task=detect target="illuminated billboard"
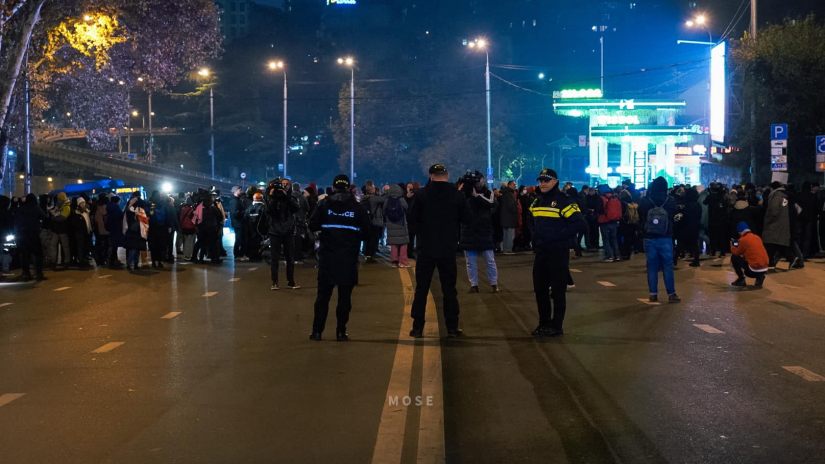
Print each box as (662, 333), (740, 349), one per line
(710, 42), (726, 144)
(327, 0), (357, 4)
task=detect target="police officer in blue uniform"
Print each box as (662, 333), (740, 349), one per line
(308, 174), (370, 341)
(529, 168), (586, 337)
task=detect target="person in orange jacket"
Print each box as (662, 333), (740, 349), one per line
(730, 221), (769, 288)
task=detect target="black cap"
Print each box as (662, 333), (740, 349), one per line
(429, 163), (448, 175)
(537, 168), (558, 181)
(333, 174), (350, 190)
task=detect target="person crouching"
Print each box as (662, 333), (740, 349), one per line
(730, 221), (768, 288)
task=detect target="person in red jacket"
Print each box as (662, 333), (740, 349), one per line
(730, 221), (769, 288)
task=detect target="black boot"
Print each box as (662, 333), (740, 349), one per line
(336, 328), (349, 341)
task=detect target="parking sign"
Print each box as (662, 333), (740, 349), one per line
(817, 136), (825, 172)
(771, 123), (788, 140)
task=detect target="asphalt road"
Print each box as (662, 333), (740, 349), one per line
(2, 247), (825, 463)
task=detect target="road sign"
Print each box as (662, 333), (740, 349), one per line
(771, 140), (788, 148)
(817, 136), (825, 154)
(771, 147), (785, 156)
(277, 163), (284, 172)
(771, 123), (788, 140)
(487, 167), (493, 177)
(240, 172), (247, 179)
(579, 135), (587, 147)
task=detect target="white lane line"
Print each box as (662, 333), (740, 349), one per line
(0, 303), (12, 308)
(161, 312), (182, 319)
(54, 287), (71, 292)
(369, 270), (417, 463)
(0, 393), (25, 408)
(248, 267), (259, 272)
(597, 281), (616, 287)
(693, 324), (725, 334)
(570, 268), (583, 273)
(417, 276), (446, 463)
(782, 366), (825, 382)
(91, 342), (125, 353)
(637, 298), (661, 306)
(229, 278), (241, 282)
(98, 275), (112, 279)
(202, 291), (218, 298)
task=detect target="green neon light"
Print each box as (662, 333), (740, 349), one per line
(553, 101), (687, 108)
(553, 88), (603, 99)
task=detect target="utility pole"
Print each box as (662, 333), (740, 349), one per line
(24, 51), (31, 194)
(749, 0), (758, 181)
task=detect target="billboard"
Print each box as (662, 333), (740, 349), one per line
(710, 42), (726, 144)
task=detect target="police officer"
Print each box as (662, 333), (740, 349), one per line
(308, 174), (370, 341)
(529, 168), (586, 337)
(409, 163), (467, 338)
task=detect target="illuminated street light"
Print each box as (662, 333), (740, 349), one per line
(47, 177), (53, 182)
(197, 67), (216, 178)
(161, 182), (173, 194)
(337, 56), (356, 181)
(267, 60), (289, 178)
(465, 37), (493, 183)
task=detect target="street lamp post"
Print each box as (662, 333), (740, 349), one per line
(147, 91), (154, 164)
(24, 51), (31, 194)
(592, 25), (608, 94)
(337, 56), (355, 182)
(467, 38), (493, 184)
(683, 14), (714, 160)
(268, 61), (288, 179)
(198, 67), (215, 178)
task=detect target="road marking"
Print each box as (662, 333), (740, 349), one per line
(371, 270), (416, 464)
(91, 342), (125, 353)
(0, 303), (12, 308)
(417, 280), (446, 463)
(782, 366), (825, 382)
(248, 267), (259, 272)
(0, 393), (25, 408)
(54, 287), (71, 292)
(637, 298), (661, 306)
(693, 324), (725, 334)
(597, 281), (616, 287)
(202, 291), (218, 298)
(229, 278), (240, 282)
(161, 312), (182, 319)
(570, 268), (582, 273)
(98, 275), (112, 279)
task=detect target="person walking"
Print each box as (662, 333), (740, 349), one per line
(639, 177), (680, 303)
(528, 168), (586, 337)
(308, 175), (370, 341)
(409, 164), (467, 338)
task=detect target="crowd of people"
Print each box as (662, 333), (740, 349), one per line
(2, 165), (824, 340)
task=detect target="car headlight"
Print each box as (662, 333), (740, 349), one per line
(4, 234), (13, 242)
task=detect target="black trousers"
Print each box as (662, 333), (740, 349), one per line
(18, 233), (44, 277)
(269, 234), (295, 284)
(533, 246), (569, 330)
(674, 235), (700, 265)
(364, 225), (383, 257)
(586, 216), (599, 249)
(410, 254), (459, 331)
(233, 224), (246, 258)
(765, 243), (791, 267)
(313, 281), (355, 333)
(732, 254), (766, 279)
(94, 234), (109, 266)
(148, 227), (168, 264)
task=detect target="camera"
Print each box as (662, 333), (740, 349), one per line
(460, 170), (483, 195)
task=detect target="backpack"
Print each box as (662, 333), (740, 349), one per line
(645, 198), (670, 236)
(180, 205), (196, 233)
(605, 197), (622, 222)
(625, 202), (640, 225)
(384, 196), (405, 223)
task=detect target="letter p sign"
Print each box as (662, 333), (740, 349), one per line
(771, 123), (788, 141)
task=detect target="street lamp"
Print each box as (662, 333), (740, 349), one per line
(466, 37), (493, 184)
(683, 14), (714, 159)
(592, 25), (608, 94)
(268, 60), (288, 179)
(198, 67), (216, 178)
(337, 56), (355, 182)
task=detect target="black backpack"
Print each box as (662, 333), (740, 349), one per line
(384, 197), (405, 223)
(645, 198), (670, 235)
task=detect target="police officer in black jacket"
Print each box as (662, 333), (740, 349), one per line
(308, 175), (370, 341)
(529, 168), (586, 337)
(409, 163), (468, 338)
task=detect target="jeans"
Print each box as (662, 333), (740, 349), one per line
(644, 237), (675, 295)
(502, 228), (515, 252)
(127, 249), (140, 269)
(600, 222), (619, 259)
(464, 249), (498, 286)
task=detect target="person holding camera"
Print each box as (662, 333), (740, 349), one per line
(458, 170), (499, 293)
(730, 221), (768, 288)
(308, 175), (370, 341)
(265, 178), (300, 290)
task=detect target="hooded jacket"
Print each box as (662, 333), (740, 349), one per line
(762, 187), (790, 246)
(384, 184), (409, 245)
(459, 186), (496, 251)
(639, 176), (677, 239)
